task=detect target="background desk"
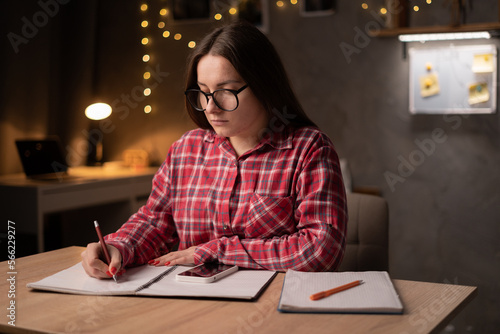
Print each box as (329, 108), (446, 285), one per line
(0, 247), (477, 334)
(0, 166), (157, 253)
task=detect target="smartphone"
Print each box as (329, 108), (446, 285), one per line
(176, 263), (238, 283)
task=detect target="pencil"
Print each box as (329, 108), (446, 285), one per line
(94, 220), (117, 283)
(309, 280), (363, 301)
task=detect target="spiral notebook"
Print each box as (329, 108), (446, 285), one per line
(27, 262), (276, 300)
(278, 270), (403, 314)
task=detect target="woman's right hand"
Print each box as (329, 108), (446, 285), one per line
(81, 242), (123, 279)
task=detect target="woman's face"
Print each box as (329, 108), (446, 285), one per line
(197, 54), (269, 150)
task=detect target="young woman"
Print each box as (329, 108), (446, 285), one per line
(82, 21), (347, 278)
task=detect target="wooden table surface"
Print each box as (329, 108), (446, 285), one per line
(0, 247), (477, 334)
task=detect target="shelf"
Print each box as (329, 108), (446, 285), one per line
(371, 22), (500, 37)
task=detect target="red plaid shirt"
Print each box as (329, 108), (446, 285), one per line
(106, 126), (347, 271)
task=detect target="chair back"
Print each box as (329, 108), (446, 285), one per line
(337, 193), (389, 272)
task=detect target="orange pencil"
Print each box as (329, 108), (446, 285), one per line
(310, 280), (363, 301)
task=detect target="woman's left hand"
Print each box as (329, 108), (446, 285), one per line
(148, 246), (197, 266)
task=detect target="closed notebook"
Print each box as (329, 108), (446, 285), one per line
(27, 262), (276, 301)
(278, 270), (403, 314)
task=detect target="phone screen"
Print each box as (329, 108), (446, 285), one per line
(178, 263), (234, 278)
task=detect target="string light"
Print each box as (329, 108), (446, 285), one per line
(276, 1), (284, 7)
(188, 41), (196, 48)
(142, 54), (150, 62)
(413, 6), (420, 12)
(290, 0), (298, 4)
(361, 3), (368, 10)
(174, 33), (182, 40)
(214, 13), (222, 20)
(162, 30), (170, 38)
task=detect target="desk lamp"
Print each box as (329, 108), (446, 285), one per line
(85, 102), (112, 166)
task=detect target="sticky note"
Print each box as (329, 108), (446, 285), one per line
(472, 53), (494, 73)
(419, 72), (440, 98)
(468, 82), (489, 105)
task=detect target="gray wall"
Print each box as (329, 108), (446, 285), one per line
(1, 1), (499, 332)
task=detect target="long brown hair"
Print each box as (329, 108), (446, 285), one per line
(185, 21), (316, 130)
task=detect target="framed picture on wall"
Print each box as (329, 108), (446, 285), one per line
(171, 0), (211, 22)
(300, 0), (335, 17)
(238, 0), (269, 33)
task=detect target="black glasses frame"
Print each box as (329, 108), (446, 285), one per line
(185, 84), (249, 112)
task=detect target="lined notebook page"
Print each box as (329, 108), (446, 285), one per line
(139, 267), (277, 300)
(278, 270), (403, 314)
(27, 263), (176, 295)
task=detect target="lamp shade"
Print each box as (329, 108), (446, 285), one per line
(85, 102), (112, 120)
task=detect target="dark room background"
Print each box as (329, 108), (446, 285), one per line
(1, 1), (500, 332)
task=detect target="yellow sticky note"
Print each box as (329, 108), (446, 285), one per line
(472, 53), (494, 73)
(419, 72), (440, 98)
(468, 83), (489, 105)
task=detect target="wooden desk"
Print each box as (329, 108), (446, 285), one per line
(0, 247), (477, 334)
(0, 166), (157, 252)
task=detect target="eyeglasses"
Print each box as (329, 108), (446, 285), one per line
(185, 84), (248, 112)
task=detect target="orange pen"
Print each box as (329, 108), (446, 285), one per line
(310, 280), (364, 301)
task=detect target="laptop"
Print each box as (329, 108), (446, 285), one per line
(15, 138), (78, 181)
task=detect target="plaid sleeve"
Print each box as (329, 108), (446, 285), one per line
(105, 155), (179, 267)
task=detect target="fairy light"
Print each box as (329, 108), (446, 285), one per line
(361, 3), (368, 10)
(214, 13), (222, 20)
(229, 7), (237, 15)
(174, 33), (182, 40)
(141, 2), (151, 114)
(290, 0), (298, 4)
(380, 8), (387, 15)
(276, 1), (284, 7)
(144, 105), (152, 113)
(413, 5), (419, 12)
(188, 41), (196, 48)
(163, 30), (170, 38)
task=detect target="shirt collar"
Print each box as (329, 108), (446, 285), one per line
(202, 127), (293, 151)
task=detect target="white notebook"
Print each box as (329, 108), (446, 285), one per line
(27, 262), (276, 300)
(278, 270), (403, 314)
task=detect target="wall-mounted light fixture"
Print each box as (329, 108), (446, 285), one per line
(398, 31), (491, 43)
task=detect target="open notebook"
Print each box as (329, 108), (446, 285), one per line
(27, 262), (276, 300)
(278, 270), (403, 314)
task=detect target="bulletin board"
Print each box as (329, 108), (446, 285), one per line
(409, 44), (497, 114)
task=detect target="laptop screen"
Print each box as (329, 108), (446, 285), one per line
(15, 138), (69, 177)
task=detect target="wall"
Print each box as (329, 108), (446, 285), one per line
(1, 0), (499, 332)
